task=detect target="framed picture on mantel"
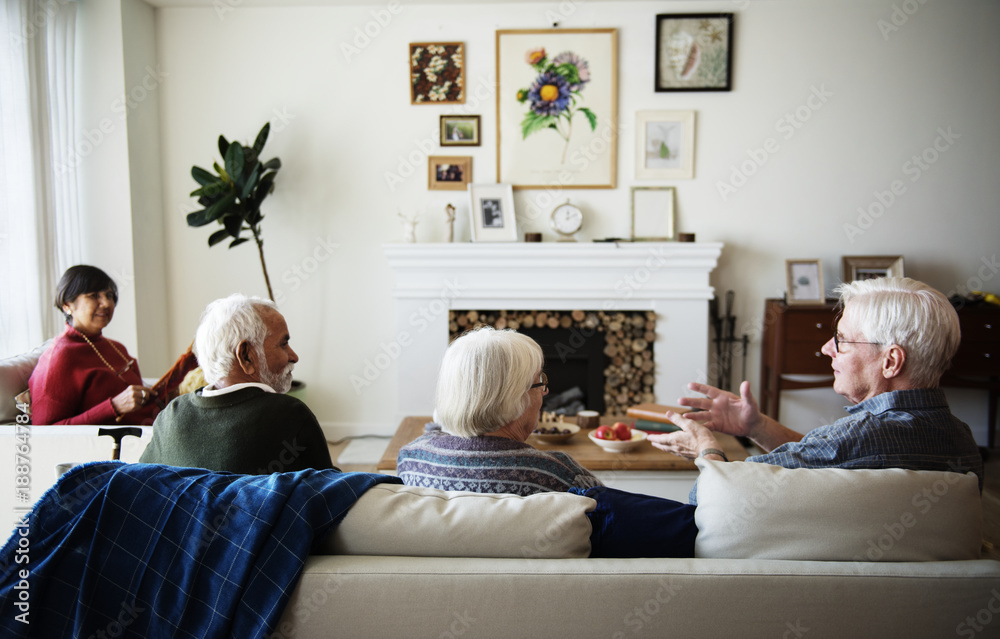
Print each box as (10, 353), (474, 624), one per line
(786, 259), (825, 305)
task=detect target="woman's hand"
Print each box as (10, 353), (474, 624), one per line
(675, 380), (762, 439)
(111, 385), (155, 416)
(647, 411), (721, 461)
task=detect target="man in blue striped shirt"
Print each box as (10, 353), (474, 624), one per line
(648, 277), (984, 498)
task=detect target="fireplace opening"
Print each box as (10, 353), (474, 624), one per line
(448, 309), (656, 416)
(519, 326), (607, 414)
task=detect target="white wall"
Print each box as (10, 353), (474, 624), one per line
(81, 0), (1000, 440)
(121, 0), (171, 374)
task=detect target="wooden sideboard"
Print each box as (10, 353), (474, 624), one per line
(759, 299), (1000, 447)
(759, 299), (838, 422)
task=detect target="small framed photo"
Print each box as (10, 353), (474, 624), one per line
(841, 255), (905, 283)
(631, 187), (675, 241)
(468, 183), (517, 242)
(786, 259), (825, 305)
(440, 115), (481, 146)
(428, 156), (472, 191)
(410, 42), (465, 104)
(655, 13), (733, 92)
(635, 110), (695, 180)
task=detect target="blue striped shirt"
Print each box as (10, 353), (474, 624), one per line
(691, 388), (983, 504)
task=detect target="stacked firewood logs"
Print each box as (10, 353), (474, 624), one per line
(448, 309), (656, 414)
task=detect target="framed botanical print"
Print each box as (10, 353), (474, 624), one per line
(440, 115), (481, 146)
(786, 259), (825, 305)
(468, 183), (517, 242)
(428, 156), (472, 191)
(496, 28), (618, 189)
(635, 110), (696, 179)
(410, 42), (465, 104)
(654, 14), (733, 92)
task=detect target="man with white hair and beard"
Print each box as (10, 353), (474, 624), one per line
(140, 294), (338, 474)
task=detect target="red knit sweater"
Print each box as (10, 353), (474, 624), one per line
(28, 324), (159, 425)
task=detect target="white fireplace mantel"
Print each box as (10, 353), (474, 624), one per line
(383, 242), (723, 417)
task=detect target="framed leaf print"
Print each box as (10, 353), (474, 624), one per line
(496, 28), (618, 189)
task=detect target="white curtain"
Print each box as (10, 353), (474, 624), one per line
(0, 0), (81, 359)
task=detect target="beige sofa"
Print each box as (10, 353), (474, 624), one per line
(275, 462), (996, 639)
(3, 350), (998, 639)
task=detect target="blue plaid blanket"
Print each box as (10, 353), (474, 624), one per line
(0, 462), (400, 638)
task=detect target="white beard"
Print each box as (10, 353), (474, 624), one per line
(259, 357), (294, 394)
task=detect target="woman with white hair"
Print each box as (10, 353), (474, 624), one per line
(396, 326), (603, 496)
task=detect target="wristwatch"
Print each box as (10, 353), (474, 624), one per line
(698, 448), (729, 462)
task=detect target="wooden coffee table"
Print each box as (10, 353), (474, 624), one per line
(376, 412), (748, 474)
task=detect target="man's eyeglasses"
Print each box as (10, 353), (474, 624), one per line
(833, 332), (883, 354)
(530, 372), (548, 391)
(832, 313), (883, 354)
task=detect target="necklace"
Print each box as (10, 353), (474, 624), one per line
(71, 325), (133, 379)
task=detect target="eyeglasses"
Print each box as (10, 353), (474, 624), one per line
(833, 332), (883, 354)
(529, 372), (548, 391)
(832, 313), (884, 354)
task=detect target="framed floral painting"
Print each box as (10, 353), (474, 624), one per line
(496, 29), (618, 189)
(655, 14), (733, 92)
(410, 42), (465, 104)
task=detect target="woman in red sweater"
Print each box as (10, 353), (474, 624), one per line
(28, 265), (159, 425)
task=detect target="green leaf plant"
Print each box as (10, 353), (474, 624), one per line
(187, 123), (281, 302)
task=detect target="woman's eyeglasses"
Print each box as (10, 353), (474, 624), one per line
(530, 372), (548, 391)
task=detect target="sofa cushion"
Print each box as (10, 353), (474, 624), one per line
(320, 483), (596, 558)
(693, 458), (982, 561)
(0, 340), (51, 424)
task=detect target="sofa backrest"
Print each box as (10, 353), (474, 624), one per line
(320, 483), (597, 559)
(694, 458), (983, 561)
(0, 340), (51, 424)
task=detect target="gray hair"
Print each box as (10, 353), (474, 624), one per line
(434, 326), (544, 437)
(194, 293), (277, 386)
(835, 277), (960, 388)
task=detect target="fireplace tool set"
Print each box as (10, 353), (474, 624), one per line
(710, 290), (749, 392)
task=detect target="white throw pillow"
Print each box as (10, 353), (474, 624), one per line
(694, 459), (982, 561)
(321, 483), (596, 558)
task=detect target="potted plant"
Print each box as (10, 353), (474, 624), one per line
(184, 123), (307, 397)
(187, 122), (281, 302)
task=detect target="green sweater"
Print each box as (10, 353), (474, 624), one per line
(139, 387), (337, 474)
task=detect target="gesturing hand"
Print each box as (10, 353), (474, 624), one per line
(646, 410), (721, 461)
(675, 380), (762, 439)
